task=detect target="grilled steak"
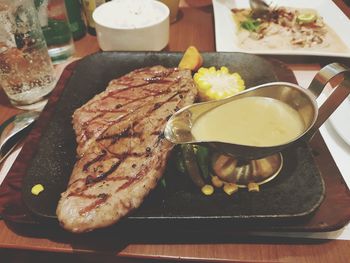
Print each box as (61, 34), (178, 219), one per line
(56, 66), (197, 233)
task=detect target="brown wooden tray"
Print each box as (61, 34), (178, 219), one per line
(0, 52), (349, 240)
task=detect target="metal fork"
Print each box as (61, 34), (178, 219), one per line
(249, 0), (270, 17)
(0, 111), (40, 164)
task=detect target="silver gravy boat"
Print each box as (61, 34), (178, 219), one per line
(164, 63), (350, 160)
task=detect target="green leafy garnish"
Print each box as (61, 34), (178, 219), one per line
(241, 18), (260, 32)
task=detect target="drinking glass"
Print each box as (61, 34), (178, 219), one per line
(37, 0), (75, 63)
(0, 0), (57, 110)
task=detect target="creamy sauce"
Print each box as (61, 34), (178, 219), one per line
(191, 97), (305, 147)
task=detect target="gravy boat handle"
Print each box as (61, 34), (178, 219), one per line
(307, 62), (350, 139)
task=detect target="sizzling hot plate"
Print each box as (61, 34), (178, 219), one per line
(21, 52), (325, 229)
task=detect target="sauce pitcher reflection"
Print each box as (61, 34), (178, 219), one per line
(191, 96), (305, 147)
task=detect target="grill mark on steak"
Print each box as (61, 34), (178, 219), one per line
(86, 105), (177, 184)
(76, 159), (156, 215)
(79, 161), (154, 215)
(96, 91), (180, 142)
(82, 150), (107, 171)
(68, 175), (127, 196)
(85, 161), (121, 185)
(96, 68), (178, 100)
(67, 123), (169, 213)
(67, 94), (178, 194)
(82, 87), (173, 114)
(75, 67), (178, 115)
(79, 193), (110, 216)
(77, 86), (180, 147)
(114, 150), (165, 194)
(68, 192), (108, 199)
(80, 98), (178, 187)
(97, 126), (133, 142)
(77, 81), (188, 136)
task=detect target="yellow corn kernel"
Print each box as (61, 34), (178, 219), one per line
(201, 184), (214, 195)
(211, 176), (224, 188)
(220, 66), (229, 74)
(31, 184), (44, 196)
(223, 183), (239, 195)
(248, 182), (260, 192)
(208, 66), (216, 73)
(198, 67), (209, 74)
(196, 79), (211, 90)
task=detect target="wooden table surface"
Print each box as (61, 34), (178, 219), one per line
(1, 1), (350, 262)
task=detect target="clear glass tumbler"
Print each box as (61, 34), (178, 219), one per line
(0, 0), (57, 110)
(37, 0), (75, 63)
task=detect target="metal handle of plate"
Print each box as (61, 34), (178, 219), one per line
(307, 62), (350, 140)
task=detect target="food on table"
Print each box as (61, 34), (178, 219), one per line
(248, 182), (259, 192)
(211, 175), (224, 188)
(193, 66), (245, 101)
(31, 184), (44, 196)
(201, 184), (214, 195)
(191, 96), (305, 147)
(223, 183), (238, 195)
(178, 46), (203, 71)
(232, 6), (348, 52)
(56, 66), (197, 233)
(180, 144), (213, 195)
(212, 153), (238, 182)
(251, 155), (280, 178)
(194, 144), (210, 179)
(181, 144), (206, 188)
(211, 153), (281, 188)
(296, 12), (317, 24)
(175, 145), (281, 195)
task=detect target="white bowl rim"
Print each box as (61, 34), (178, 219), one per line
(92, 0), (170, 31)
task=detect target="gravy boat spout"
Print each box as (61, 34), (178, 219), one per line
(164, 63), (350, 160)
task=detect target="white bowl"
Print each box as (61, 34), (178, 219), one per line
(93, 0), (170, 51)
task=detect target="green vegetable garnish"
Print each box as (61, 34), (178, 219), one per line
(194, 145), (210, 180)
(181, 144), (206, 188)
(241, 18), (260, 32)
(297, 12), (317, 24)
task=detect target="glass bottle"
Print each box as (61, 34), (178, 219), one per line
(37, 0), (75, 63)
(65, 0), (86, 40)
(82, 0), (109, 35)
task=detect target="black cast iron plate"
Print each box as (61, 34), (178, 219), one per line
(21, 52), (325, 229)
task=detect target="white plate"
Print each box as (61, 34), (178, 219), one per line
(213, 0), (350, 57)
(329, 97), (350, 145)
